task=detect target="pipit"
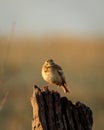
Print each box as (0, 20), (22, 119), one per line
(42, 59), (70, 93)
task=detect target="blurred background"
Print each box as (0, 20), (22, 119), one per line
(0, 1), (104, 130)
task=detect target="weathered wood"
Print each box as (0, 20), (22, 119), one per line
(31, 85), (93, 130)
(31, 85), (48, 130)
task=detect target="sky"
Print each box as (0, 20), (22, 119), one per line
(0, 0), (104, 35)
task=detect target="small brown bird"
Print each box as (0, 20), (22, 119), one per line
(42, 59), (70, 93)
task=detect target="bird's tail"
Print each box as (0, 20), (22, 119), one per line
(61, 84), (71, 93)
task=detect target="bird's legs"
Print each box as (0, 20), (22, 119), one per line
(56, 84), (61, 91)
(42, 84), (50, 91)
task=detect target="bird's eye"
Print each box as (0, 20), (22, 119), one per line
(50, 59), (53, 62)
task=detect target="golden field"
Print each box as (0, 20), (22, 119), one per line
(0, 35), (104, 130)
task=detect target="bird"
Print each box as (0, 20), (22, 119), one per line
(42, 59), (70, 93)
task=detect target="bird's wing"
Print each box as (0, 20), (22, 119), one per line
(53, 64), (66, 84)
(53, 64), (62, 70)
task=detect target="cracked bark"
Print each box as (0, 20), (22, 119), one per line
(31, 85), (93, 130)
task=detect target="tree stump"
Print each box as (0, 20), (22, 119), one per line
(31, 85), (93, 130)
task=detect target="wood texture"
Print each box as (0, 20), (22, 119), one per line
(31, 85), (93, 130)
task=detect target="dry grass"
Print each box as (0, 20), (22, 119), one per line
(0, 35), (104, 130)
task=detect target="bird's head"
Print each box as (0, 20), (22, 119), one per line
(44, 59), (55, 67)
